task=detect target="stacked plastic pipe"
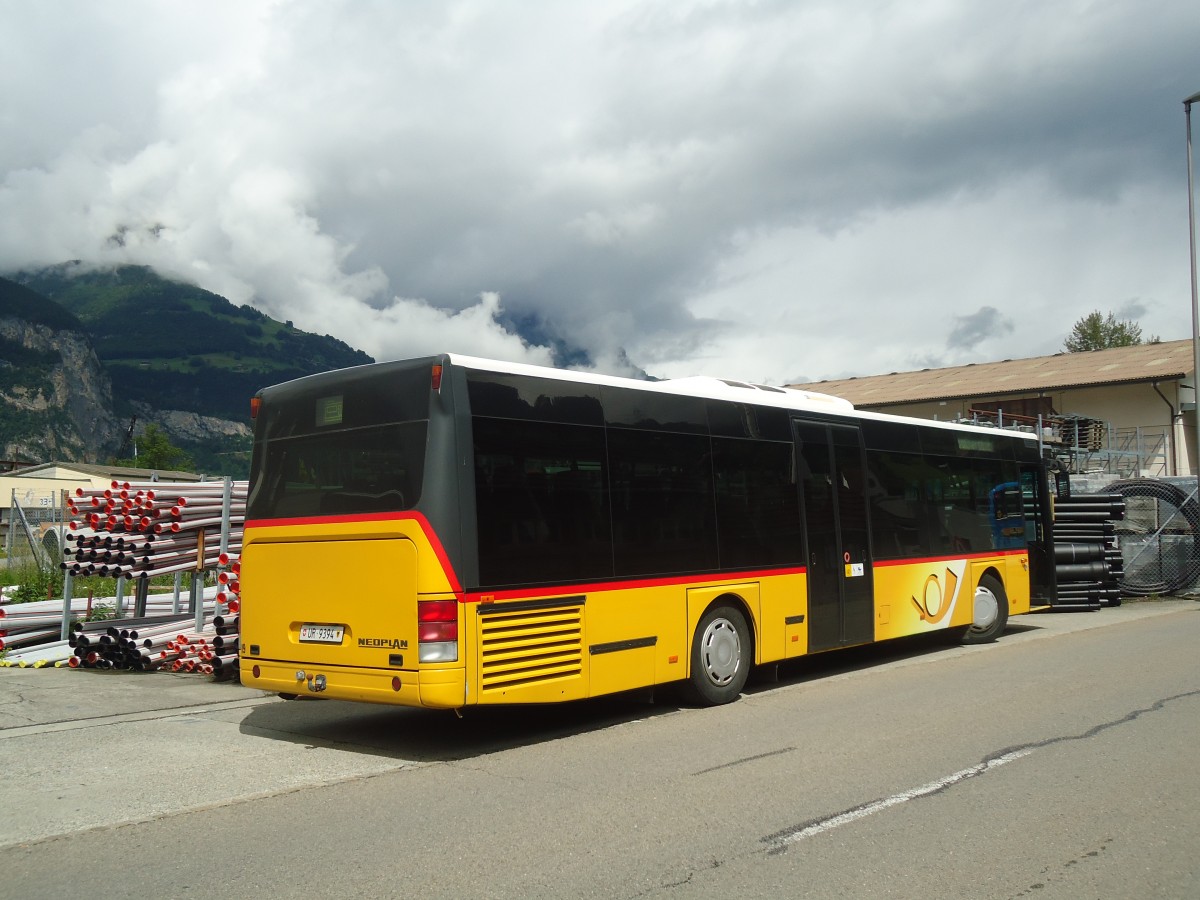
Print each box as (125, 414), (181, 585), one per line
(63, 480), (247, 579)
(0, 586), (233, 670)
(65, 611), (240, 677)
(215, 556), (242, 617)
(2, 479), (245, 673)
(0, 591), (91, 659)
(1050, 492), (1127, 609)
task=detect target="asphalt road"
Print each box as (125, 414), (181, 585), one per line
(2, 598), (1198, 899)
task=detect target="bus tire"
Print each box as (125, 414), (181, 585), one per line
(683, 604), (750, 706)
(962, 574), (1008, 644)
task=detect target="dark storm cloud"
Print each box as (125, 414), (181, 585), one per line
(947, 306), (1014, 350)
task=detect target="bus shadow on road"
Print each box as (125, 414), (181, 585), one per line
(747, 627), (1024, 694)
(237, 689), (676, 761)
(236, 629), (1021, 761)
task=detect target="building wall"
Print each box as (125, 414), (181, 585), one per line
(0, 470), (130, 550)
(1, 474), (98, 513)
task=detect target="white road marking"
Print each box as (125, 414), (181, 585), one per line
(765, 747), (1034, 852)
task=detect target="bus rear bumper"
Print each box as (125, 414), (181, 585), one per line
(240, 658), (466, 709)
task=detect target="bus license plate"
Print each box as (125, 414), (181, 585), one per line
(299, 624), (345, 644)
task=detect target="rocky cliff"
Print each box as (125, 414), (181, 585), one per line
(0, 315), (121, 463)
(0, 268), (372, 476)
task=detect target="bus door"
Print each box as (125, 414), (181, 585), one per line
(793, 419), (874, 651)
(1020, 462), (1057, 603)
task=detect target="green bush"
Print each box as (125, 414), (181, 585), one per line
(84, 602), (116, 622)
(5, 564), (63, 604)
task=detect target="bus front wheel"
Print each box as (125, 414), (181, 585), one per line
(962, 575), (1009, 644)
(683, 604), (750, 706)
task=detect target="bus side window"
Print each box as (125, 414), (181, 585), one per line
(608, 429), (716, 577)
(473, 416), (612, 588)
(865, 450), (927, 559)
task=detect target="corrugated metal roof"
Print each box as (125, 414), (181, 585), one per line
(9, 461), (204, 481)
(791, 339), (1193, 407)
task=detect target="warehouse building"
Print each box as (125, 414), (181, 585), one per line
(795, 339), (1195, 477)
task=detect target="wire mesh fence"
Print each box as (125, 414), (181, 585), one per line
(3, 492), (69, 573)
(1110, 478), (1200, 596)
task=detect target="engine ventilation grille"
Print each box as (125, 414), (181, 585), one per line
(479, 602), (584, 692)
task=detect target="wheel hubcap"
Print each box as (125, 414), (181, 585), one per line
(972, 586), (999, 631)
(700, 618), (741, 686)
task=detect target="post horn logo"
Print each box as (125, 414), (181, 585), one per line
(910, 567), (961, 625)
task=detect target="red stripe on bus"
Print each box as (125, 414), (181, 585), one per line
(244, 511), (463, 593)
(464, 566), (808, 605)
(242, 513), (1023, 606)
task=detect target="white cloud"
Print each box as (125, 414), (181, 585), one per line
(342, 291), (556, 365)
(661, 174), (1188, 383)
(1, 0), (1197, 382)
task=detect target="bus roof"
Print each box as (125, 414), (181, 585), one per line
(445, 353), (1040, 445)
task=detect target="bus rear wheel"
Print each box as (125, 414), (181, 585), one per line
(962, 575), (1008, 644)
(683, 604), (750, 706)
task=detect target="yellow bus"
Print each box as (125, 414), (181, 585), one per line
(239, 353), (1055, 709)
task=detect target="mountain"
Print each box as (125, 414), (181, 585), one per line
(0, 278), (120, 464)
(3, 265), (377, 476)
(18, 264), (373, 422)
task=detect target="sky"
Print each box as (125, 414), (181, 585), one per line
(1, 0), (1198, 386)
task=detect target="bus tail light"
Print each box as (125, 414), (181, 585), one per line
(431, 364), (443, 392)
(418, 599), (459, 663)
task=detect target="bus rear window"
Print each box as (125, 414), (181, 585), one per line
(248, 422), (427, 519)
(261, 366), (432, 440)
